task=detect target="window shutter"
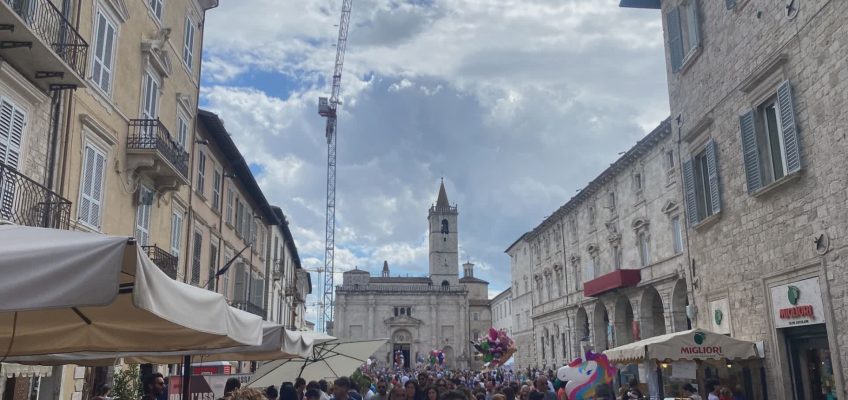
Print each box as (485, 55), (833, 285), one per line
(0, 100), (24, 168)
(234, 263), (245, 301)
(777, 80), (801, 174)
(688, 0), (702, 49)
(682, 158), (698, 226)
(666, 7), (684, 72)
(739, 110), (762, 194)
(705, 139), (721, 214)
(725, 0), (736, 9)
(191, 232), (203, 285)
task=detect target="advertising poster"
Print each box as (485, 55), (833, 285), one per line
(168, 374), (252, 400)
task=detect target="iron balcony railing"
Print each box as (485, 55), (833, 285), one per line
(128, 119), (189, 179)
(142, 245), (178, 280)
(0, 161), (70, 229)
(232, 300), (266, 318)
(3, 0), (89, 77)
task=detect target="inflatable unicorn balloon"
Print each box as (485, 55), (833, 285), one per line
(556, 351), (616, 400)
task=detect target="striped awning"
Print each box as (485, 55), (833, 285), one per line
(1, 363), (52, 379)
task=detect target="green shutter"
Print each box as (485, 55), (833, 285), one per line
(777, 80), (801, 174)
(705, 139), (721, 214)
(725, 0), (736, 9)
(739, 110), (762, 193)
(666, 7), (684, 72)
(682, 159), (698, 226)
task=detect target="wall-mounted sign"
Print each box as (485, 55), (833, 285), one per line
(771, 277), (825, 329)
(709, 298), (731, 334)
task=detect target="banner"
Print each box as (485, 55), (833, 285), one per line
(168, 374), (252, 400)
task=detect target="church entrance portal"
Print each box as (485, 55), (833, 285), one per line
(392, 330), (412, 368)
(392, 344), (411, 368)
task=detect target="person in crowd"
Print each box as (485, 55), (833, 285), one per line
(719, 387), (733, 400)
(418, 373), (431, 389)
(682, 384), (702, 400)
(142, 373), (166, 400)
(222, 377), (242, 399)
(491, 394), (506, 400)
(266, 386), (279, 400)
(533, 377), (556, 400)
(332, 377), (352, 400)
(527, 390), (545, 400)
(349, 382), (364, 400)
(296, 379), (308, 400)
(93, 385), (112, 400)
(368, 380), (389, 400)
(518, 385), (530, 400)
(306, 389), (323, 400)
(389, 387), (407, 400)
(594, 384), (615, 400)
(731, 385), (746, 400)
(624, 378), (644, 400)
(228, 388), (268, 400)
(502, 385), (515, 400)
(281, 384), (300, 400)
(705, 379), (721, 400)
(441, 391), (469, 400)
(424, 387), (439, 400)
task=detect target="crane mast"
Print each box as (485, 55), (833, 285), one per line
(317, 0), (352, 335)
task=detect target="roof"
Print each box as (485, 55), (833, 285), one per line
(343, 268), (370, 275)
(490, 287), (512, 303)
(504, 232), (528, 253)
(436, 179), (450, 208)
(370, 277), (432, 284)
(197, 109), (276, 223)
(459, 276), (489, 284)
(619, 0), (660, 9)
(469, 299), (490, 307)
(271, 206), (301, 269)
(526, 118), (672, 240)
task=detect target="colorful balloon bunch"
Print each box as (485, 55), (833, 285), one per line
(471, 328), (516, 367)
(429, 349), (445, 365)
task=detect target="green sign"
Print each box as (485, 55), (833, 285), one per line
(694, 332), (706, 345)
(788, 286), (800, 305)
(714, 309), (723, 325)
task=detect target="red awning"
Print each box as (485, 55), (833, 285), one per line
(583, 269), (641, 297)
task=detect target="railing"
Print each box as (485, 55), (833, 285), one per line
(142, 245), (178, 279)
(336, 284), (468, 293)
(128, 119), (189, 178)
(3, 0), (88, 77)
(0, 161), (70, 229)
(232, 300), (266, 318)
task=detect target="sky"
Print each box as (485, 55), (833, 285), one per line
(199, 0), (670, 324)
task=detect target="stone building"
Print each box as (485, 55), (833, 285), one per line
(620, 0), (848, 397)
(334, 181), (489, 369)
(511, 119), (692, 373)
(506, 235), (535, 370)
(267, 206), (308, 330)
(490, 288), (513, 337)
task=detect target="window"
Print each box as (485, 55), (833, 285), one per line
(235, 198), (244, 237)
(672, 216), (683, 254)
(0, 99), (25, 219)
(196, 151), (206, 195)
(226, 187), (235, 225)
(209, 240), (219, 290)
(77, 143), (107, 229)
(177, 112), (189, 150)
(191, 231), (202, 285)
(221, 248), (233, 296)
(683, 140), (721, 225)
(135, 186), (153, 246)
(586, 253), (596, 282)
(141, 70), (160, 121)
(441, 219), (449, 234)
(666, 150), (675, 170)
(608, 192), (616, 210)
(666, 0), (701, 72)
(638, 232), (651, 267)
(588, 206), (595, 225)
(613, 245), (622, 270)
(170, 210), (183, 258)
(212, 167), (222, 211)
(148, 0), (163, 21)
(740, 81), (800, 193)
(91, 8), (117, 94)
(183, 16), (196, 69)
(633, 173), (642, 192)
(541, 336), (546, 360)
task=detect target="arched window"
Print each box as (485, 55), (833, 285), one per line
(441, 219), (449, 234)
(441, 280), (449, 289)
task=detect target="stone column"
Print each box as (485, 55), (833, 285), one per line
(367, 295), (375, 338)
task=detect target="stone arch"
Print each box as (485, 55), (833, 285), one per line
(639, 286), (666, 339)
(671, 279), (690, 332)
(441, 219), (449, 234)
(592, 302), (609, 351)
(392, 329), (412, 344)
(576, 307), (590, 341)
(614, 295), (635, 346)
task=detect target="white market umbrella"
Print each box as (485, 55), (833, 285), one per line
(0, 225), (264, 357)
(248, 338), (387, 386)
(6, 325), (335, 366)
(603, 328), (759, 364)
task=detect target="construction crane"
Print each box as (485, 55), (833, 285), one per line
(317, 0), (353, 335)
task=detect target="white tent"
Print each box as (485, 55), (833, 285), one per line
(6, 325), (335, 366)
(248, 338), (387, 386)
(603, 329), (759, 364)
(0, 225), (264, 357)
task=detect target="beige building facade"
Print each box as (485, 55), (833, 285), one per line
(506, 235), (535, 371)
(620, 0), (848, 397)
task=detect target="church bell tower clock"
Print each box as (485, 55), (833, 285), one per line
(428, 179), (459, 286)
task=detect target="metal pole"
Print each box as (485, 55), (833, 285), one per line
(181, 356), (191, 400)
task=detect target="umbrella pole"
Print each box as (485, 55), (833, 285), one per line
(182, 356), (191, 400)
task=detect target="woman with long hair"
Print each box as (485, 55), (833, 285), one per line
(424, 387), (439, 400)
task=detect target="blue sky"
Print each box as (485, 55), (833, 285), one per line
(198, 0), (670, 324)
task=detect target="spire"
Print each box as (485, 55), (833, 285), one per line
(382, 260), (389, 277)
(436, 178), (450, 208)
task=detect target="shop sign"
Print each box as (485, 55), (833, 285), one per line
(709, 298), (731, 334)
(771, 277), (825, 329)
(679, 332), (724, 357)
(168, 374), (251, 400)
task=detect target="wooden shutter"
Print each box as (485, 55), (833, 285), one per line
(705, 139), (721, 214)
(739, 110), (762, 194)
(191, 231), (203, 285)
(79, 145), (105, 228)
(687, 0), (701, 50)
(666, 7), (684, 72)
(0, 99), (24, 168)
(682, 158), (698, 226)
(777, 80), (801, 174)
(234, 263), (245, 301)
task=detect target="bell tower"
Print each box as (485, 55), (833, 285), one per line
(428, 179), (459, 286)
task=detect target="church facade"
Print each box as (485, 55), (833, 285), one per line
(334, 182), (489, 369)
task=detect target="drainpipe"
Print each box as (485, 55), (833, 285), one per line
(674, 117), (698, 327)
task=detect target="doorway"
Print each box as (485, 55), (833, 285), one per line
(393, 344), (411, 368)
(785, 325), (835, 400)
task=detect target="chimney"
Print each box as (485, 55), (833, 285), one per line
(463, 261), (474, 278)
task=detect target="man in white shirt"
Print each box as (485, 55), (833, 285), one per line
(705, 379), (720, 400)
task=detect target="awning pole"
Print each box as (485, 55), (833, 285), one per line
(182, 355), (191, 400)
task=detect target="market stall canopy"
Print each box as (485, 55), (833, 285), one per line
(603, 329), (759, 364)
(0, 225), (264, 357)
(6, 325), (335, 366)
(248, 338), (387, 386)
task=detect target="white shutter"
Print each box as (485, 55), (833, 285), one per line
(183, 16), (195, 67)
(0, 99), (25, 168)
(135, 187), (151, 246)
(92, 11), (116, 93)
(170, 211), (183, 257)
(78, 144), (106, 228)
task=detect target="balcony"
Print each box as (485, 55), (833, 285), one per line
(583, 269), (641, 298)
(232, 300), (265, 318)
(0, 0), (88, 91)
(142, 245), (178, 280)
(0, 161), (70, 229)
(126, 119), (189, 190)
